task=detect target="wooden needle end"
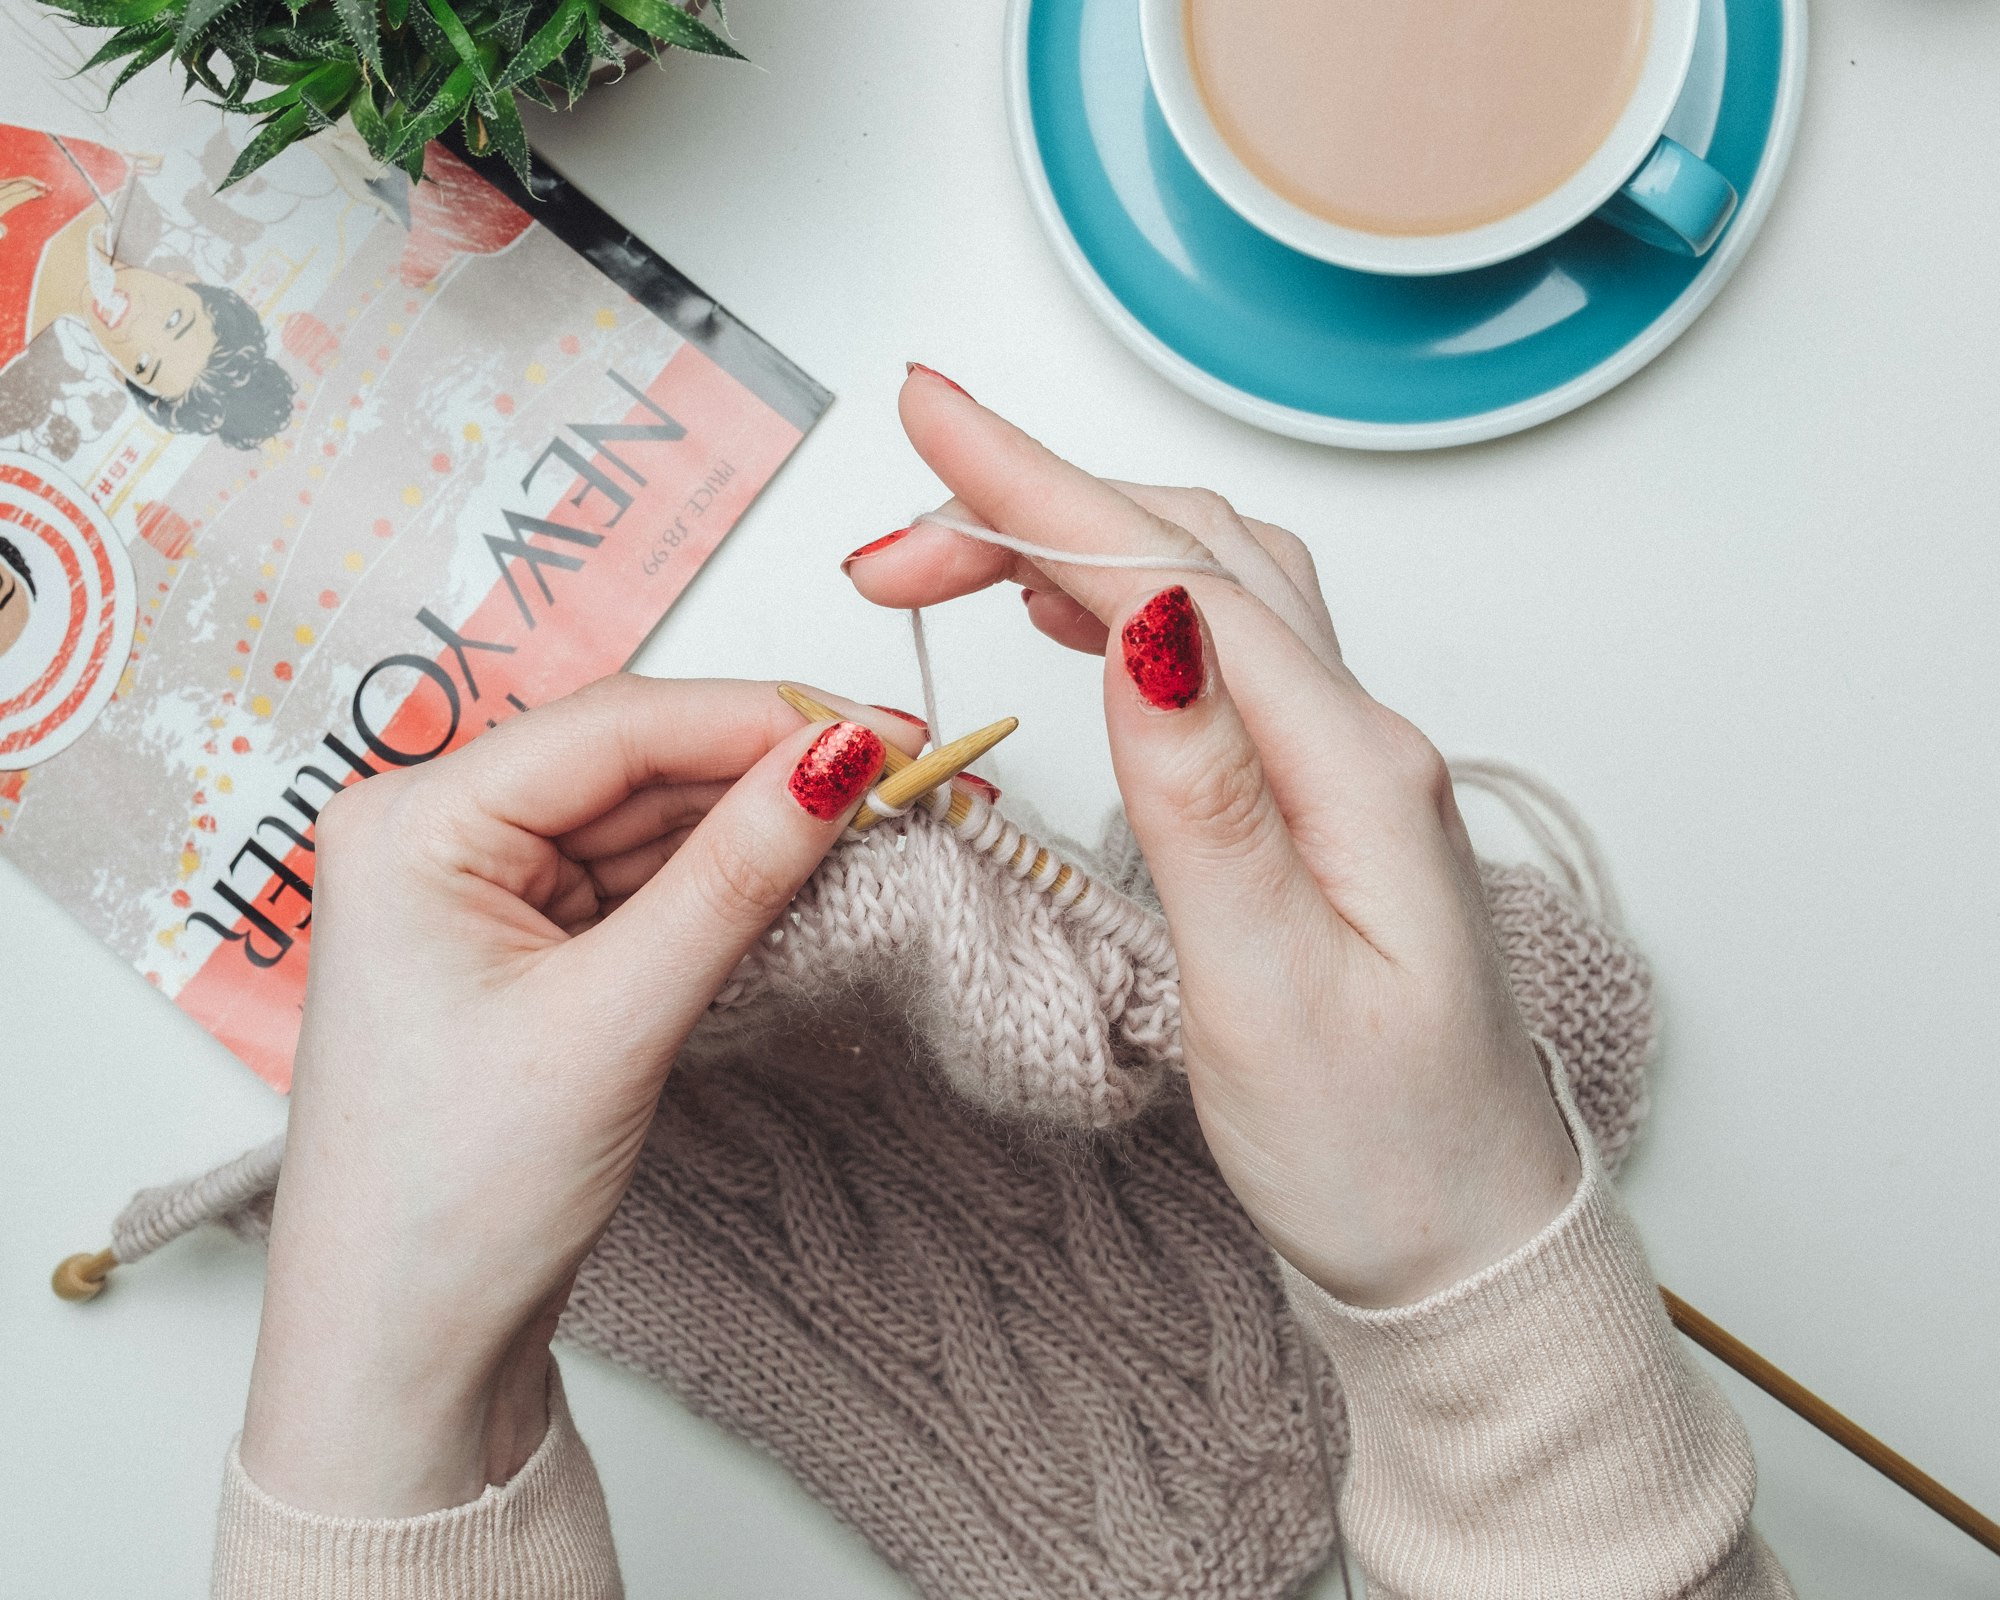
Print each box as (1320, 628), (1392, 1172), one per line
(52, 1248), (118, 1303)
(777, 684), (917, 775)
(775, 682), (836, 724)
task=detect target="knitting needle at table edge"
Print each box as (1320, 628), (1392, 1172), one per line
(773, 692), (2000, 1556)
(1659, 1287), (2000, 1558)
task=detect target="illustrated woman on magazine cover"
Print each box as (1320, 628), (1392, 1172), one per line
(0, 125), (294, 457)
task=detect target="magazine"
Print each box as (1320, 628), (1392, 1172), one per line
(0, 8), (829, 1088)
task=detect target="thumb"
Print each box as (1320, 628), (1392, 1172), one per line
(1105, 585), (1327, 967)
(552, 718), (887, 1054)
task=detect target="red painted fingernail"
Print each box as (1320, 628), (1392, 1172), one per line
(906, 362), (974, 400)
(872, 704), (929, 734)
(788, 722), (885, 819)
(1121, 586), (1205, 710)
(956, 772), (1001, 803)
(841, 527), (912, 569)
(1020, 588), (1037, 605)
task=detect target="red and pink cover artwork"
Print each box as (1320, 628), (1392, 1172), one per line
(0, 107), (826, 1089)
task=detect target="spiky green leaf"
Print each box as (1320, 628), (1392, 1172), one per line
(255, 19), (358, 62)
(424, 0), (487, 80)
(385, 58), (476, 158)
(220, 101), (310, 187)
(78, 17), (168, 72)
(53, 0), (172, 28)
(300, 59), (360, 114)
(492, 0), (532, 50)
(513, 73), (556, 108)
(175, 0), (248, 53)
(494, 0), (581, 88)
(470, 83), (529, 181)
(347, 80), (393, 157)
(599, 0), (740, 59)
(552, 30), (593, 100)
(596, 7), (659, 64)
(105, 23), (175, 93)
(329, 0), (380, 71)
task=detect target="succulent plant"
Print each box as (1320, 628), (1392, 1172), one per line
(45, 0), (739, 186)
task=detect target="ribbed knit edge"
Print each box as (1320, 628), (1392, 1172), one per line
(212, 1362), (623, 1599)
(1278, 1043), (1793, 1600)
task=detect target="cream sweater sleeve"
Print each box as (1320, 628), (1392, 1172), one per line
(1280, 1062), (1796, 1600)
(211, 1362), (622, 1598)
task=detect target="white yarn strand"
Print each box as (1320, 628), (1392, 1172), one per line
(870, 511), (1233, 957)
(915, 511), (1235, 580)
(907, 607), (943, 749)
(1449, 758), (1623, 926)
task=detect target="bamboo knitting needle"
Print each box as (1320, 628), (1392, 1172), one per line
(49, 692), (1999, 1557)
(51, 1248), (117, 1302)
(1660, 1287), (2000, 1557)
(850, 715), (1019, 832)
(776, 690), (2000, 1557)
(780, 684), (1104, 900)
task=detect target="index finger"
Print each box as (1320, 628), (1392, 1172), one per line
(880, 367), (1218, 625)
(427, 675), (922, 840)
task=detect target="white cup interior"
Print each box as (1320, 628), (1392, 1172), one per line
(1140, 0), (1702, 276)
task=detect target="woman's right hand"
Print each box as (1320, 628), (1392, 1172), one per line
(844, 369), (1582, 1308)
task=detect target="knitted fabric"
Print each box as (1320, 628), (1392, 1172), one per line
(109, 802), (1656, 1600)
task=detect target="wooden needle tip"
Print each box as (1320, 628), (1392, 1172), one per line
(854, 715), (1019, 829)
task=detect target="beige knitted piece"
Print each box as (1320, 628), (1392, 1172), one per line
(120, 808), (1659, 1599)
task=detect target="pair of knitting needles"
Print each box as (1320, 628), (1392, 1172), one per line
(779, 684), (2000, 1561)
(52, 687), (1999, 1560)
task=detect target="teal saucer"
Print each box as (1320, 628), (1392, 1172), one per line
(1005, 0), (1804, 449)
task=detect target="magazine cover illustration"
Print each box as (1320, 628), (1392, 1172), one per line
(0, 14), (829, 1087)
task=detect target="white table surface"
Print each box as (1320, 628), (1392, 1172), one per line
(7, 1), (1999, 1594)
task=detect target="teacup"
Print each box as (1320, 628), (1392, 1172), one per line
(1139, 0), (1739, 276)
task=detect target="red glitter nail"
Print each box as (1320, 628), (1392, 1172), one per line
(871, 705), (930, 733)
(905, 362), (974, 400)
(788, 722), (885, 819)
(1121, 586), (1205, 710)
(841, 527), (912, 568)
(956, 772), (1001, 803)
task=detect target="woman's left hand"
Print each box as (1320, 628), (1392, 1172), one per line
(240, 676), (921, 1517)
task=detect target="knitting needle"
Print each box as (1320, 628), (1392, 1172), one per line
(51, 1248), (117, 1302)
(851, 716), (1017, 831)
(776, 686), (1087, 898)
(57, 689), (1992, 1553)
(778, 688), (2000, 1554)
(776, 685), (1012, 820)
(1660, 1287), (2000, 1557)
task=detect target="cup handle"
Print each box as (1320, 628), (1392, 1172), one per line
(1595, 136), (1739, 257)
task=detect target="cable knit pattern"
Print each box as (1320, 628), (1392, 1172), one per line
(213, 1366), (621, 1598)
(108, 808), (1666, 1598)
(565, 1045), (1347, 1600)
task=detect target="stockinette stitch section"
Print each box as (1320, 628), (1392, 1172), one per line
(682, 800), (1652, 1162)
(107, 805), (1656, 1600)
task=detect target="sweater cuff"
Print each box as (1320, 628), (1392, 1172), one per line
(1279, 1047), (1765, 1599)
(212, 1361), (622, 1599)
